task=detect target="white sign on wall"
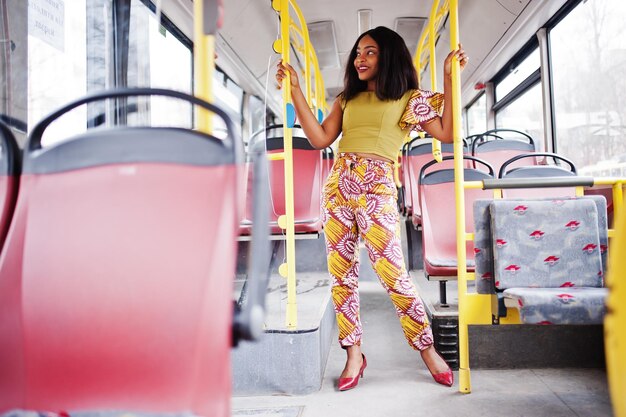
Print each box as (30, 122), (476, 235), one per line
(28, 0), (65, 52)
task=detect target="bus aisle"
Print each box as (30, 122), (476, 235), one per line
(232, 236), (612, 417)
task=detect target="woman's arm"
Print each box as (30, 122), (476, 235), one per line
(276, 60), (342, 149)
(420, 45), (468, 143)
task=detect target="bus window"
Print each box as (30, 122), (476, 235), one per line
(2, 2), (27, 144)
(248, 94), (265, 143)
(551, 0), (626, 177)
(466, 93), (487, 136)
(128, 0), (193, 128)
(495, 48), (540, 102)
(212, 69), (243, 140)
(28, 0), (88, 146)
(28, 0), (194, 145)
(495, 82), (543, 148)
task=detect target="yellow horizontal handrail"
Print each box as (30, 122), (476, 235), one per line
(267, 152), (286, 161)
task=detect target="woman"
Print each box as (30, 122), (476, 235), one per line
(276, 26), (468, 391)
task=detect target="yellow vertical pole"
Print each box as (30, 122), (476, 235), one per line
(449, 0), (470, 394)
(312, 51), (324, 120)
(428, 22), (437, 90)
(415, 14), (431, 85)
(428, 0), (442, 162)
(193, 0), (215, 133)
(605, 197), (626, 417)
(288, 22), (312, 107)
(291, 7), (313, 111)
(415, 37), (425, 85)
(312, 50), (320, 117)
(613, 182), (624, 224)
(273, 0), (298, 329)
(303, 30), (312, 109)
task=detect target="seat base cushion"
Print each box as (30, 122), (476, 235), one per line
(503, 287), (608, 325)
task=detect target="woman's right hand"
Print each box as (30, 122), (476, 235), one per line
(444, 43), (469, 78)
(276, 60), (300, 90)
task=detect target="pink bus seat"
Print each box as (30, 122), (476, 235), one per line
(0, 119), (20, 251)
(0, 89), (268, 417)
(241, 125), (323, 235)
(419, 156), (494, 280)
(400, 138), (438, 217)
(238, 129), (265, 237)
(406, 140), (469, 228)
(472, 129), (535, 174)
(499, 153), (578, 199)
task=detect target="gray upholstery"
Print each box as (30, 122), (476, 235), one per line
(473, 199), (494, 294)
(491, 199), (602, 289)
(503, 287), (608, 325)
(472, 196), (608, 325)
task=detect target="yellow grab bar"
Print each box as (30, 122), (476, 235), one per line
(271, 0), (328, 329)
(193, 0), (216, 133)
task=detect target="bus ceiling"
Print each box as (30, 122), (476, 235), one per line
(207, 0), (568, 110)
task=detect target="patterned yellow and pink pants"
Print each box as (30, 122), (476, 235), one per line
(322, 153), (434, 351)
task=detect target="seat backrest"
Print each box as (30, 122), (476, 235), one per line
(0, 89), (243, 417)
(473, 138), (535, 175)
(406, 141), (456, 224)
(419, 156), (494, 276)
(481, 128), (535, 146)
(474, 197), (607, 293)
(473, 199), (497, 293)
(246, 126), (323, 234)
(0, 120), (20, 251)
(499, 153), (578, 199)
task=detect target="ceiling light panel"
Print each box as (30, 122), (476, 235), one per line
(308, 20), (341, 69)
(394, 17), (427, 54)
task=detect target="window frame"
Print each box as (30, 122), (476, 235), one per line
(544, 0), (585, 155)
(464, 91), (487, 136)
(138, 0), (193, 50)
(491, 38), (540, 115)
(462, 0), (597, 151)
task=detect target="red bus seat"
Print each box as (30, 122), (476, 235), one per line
(419, 156), (494, 278)
(241, 125), (323, 235)
(406, 140), (468, 227)
(0, 89), (269, 417)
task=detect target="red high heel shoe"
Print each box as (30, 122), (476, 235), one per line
(429, 350), (453, 387)
(338, 354), (367, 391)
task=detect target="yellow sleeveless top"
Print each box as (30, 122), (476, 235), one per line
(337, 89), (444, 161)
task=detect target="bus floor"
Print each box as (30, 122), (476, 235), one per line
(232, 254), (612, 417)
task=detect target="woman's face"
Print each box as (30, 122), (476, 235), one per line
(354, 35), (379, 88)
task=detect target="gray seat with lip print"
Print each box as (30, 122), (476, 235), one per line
(473, 196), (608, 324)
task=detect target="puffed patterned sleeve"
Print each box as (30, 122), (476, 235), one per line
(398, 89), (444, 133)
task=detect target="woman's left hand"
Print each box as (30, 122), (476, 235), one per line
(444, 44), (469, 77)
